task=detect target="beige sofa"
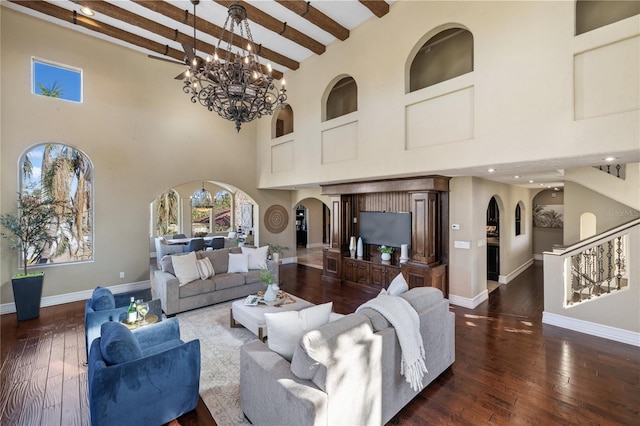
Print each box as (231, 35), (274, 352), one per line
(153, 247), (278, 315)
(240, 287), (455, 425)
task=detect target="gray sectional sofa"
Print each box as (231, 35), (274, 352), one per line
(240, 287), (455, 425)
(153, 247), (278, 315)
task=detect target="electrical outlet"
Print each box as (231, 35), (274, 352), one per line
(119, 271), (125, 279)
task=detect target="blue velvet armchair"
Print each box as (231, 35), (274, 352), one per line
(84, 287), (154, 358)
(88, 318), (201, 426)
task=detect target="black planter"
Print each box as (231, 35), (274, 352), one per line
(11, 273), (44, 321)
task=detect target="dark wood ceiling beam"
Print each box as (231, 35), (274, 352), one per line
(214, 0), (326, 55)
(75, 0), (281, 78)
(8, 1), (185, 63)
(359, 0), (390, 18)
(132, 0), (298, 70)
(274, 0), (349, 41)
(8, 0), (284, 80)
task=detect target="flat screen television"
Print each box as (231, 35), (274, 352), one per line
(359, 211), (411, 248)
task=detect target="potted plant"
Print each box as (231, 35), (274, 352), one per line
(268, 244), (290, 263)
(0, 193), (64, 320)
(259, 268), (278, 302)
(379, 245), (394, 261)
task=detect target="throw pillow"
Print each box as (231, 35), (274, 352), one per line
(228, 253), (249, 273)
(171, 251), (200, 286)
(196, 257), (215, 280)
(241, 245), (269, 270)
(387, 273), (409, 296)
(100, 321), (142, 365)
(265, 302), (333, 361)
(91, 286), (115, 311)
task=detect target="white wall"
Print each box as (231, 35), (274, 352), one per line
(256, 2), (638, 188)
(448, 177), (533, 304)
(0, 10), (291, 304)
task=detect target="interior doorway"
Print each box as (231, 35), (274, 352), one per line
(486, 196), (500, 292)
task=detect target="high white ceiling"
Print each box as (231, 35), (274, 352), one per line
(4, 1), (638, 189)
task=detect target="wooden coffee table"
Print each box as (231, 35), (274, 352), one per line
(230, 292), (314, 340)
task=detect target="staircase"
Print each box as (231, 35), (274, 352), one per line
(565, 162), (639, 210)
(542, 218), (639, 346)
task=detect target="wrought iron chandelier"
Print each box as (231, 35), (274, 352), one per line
(182, 1), (287, 132)
(192, 182), (214, 210)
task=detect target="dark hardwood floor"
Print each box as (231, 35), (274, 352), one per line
(2, 262), (638, 425)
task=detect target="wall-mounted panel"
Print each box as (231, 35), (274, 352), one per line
(574, 36), (639, 120)
(271, 140), (294, 173)
(321, 121), (358, 164)
(405, 86), (474, 149)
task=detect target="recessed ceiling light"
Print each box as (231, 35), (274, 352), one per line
(80, 6), (94, 16)
(554, 187), (560, 191)
(604, 156), (616, 162)
(529, 180), (534, 183)
(488, 168), (495, 173)
(539, 183), (545, 186)
(514, 175), (520, 179)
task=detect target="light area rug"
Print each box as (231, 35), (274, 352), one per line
(177, 299), (256, 425)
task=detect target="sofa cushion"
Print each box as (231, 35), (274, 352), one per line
(265, 302), (333, 361)
(172, 251), (200, 286)
(100, 321), (142, 365)
(241, 245), (269, 270)
(387, 273), (409, 296)
(179, 278), (216, 299)
(228, 253), (249, 273)
(213, 273), (246, 291)
(91, 286), (115, 311)
(290, 312), (373, 391)
(196, 257), (215, 280)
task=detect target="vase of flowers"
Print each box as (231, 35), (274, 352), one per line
(260, 268), (278, 301)
(379, 245), (394, 261)
(268, 244), (289, 263)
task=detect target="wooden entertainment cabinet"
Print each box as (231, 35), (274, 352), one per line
(321, 176), (449, 297)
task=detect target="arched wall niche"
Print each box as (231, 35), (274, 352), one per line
(322, 74), (358, 122)
(272, 104), (294, 139)
(405, 23), (474, 94)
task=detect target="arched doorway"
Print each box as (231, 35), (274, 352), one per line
(486, 196), (500, 290)
(295, 198), (330, 269)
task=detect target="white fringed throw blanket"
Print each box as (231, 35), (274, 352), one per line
(356, 294), (428, 391)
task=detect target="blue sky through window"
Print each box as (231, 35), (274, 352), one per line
(33, 59), (82, 102)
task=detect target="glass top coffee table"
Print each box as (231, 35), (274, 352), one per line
(230, 291), (314, 341)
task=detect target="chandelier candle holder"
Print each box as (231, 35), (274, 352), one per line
(182, 1), (287, 132)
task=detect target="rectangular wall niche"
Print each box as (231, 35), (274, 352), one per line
(405, 86), (474, 149)
(321, 121), (358, 164)
(271, 140), (294, 173)
(574, 35), (639, 120)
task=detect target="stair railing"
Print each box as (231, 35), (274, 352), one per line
(556, 219), (638, 308)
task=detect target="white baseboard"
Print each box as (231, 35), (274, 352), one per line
(280, 256), (297, 265)
(449, 289), (488, 309)
(0, 280), (151, 316)
(542, 311), (640, 347)
(500, 258), (534, 284)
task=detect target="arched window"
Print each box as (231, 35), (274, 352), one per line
(156, 190), (179, 236)
(325, 76), (357, 121)
(409, 28), (473, 92)
(213, 191), (232, 233)
(515, 202), (524, 236)
(19, 143), (93, 264)
(273, 105), (294, 138)
(576, 1), (640, 35)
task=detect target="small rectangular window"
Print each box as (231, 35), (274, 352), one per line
(32, 58), (82, 103)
